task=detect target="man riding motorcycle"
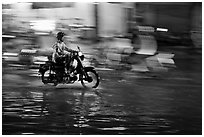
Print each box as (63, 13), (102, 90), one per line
(52, 32), (76, 82)
(38, 31), (100, 88)
(52, 32), (76, 69)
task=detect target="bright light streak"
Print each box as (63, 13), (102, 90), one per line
(158, 58), (175, 64)
(33, 61), (46, 65)
(3, 56), (19, 61)
(138, 26), (155, 32)
(3, 52), (18, 56)
(2, 35), (16, 38)
(156, 28), (168, 32)
(21, 49), (37, 54)
(156, 53), (174, 58)
(30, 20), (56, 32)
(33, 56), (48, 62)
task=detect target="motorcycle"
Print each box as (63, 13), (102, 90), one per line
(38, 46), (100, 88)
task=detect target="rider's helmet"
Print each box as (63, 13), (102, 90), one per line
(57, 31), (65, 41)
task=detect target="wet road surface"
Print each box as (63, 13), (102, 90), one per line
(2, 48), (202, 135)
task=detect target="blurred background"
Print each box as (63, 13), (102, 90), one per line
(2, 2), (202, 70)
(2, 2), (202, 135)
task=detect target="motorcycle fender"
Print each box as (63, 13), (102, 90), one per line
(79, 66), (96, 81)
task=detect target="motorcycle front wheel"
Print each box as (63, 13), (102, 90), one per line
(81, 69), (99, 88)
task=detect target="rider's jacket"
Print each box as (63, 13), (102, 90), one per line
(52, 40), (72, 57)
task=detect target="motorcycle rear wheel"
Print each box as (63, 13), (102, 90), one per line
(41, 69), (58, 86)
(81, 69), (99, 88)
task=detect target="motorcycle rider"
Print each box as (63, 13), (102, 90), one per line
(52, 32), (76, 79)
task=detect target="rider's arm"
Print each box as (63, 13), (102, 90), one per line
(52, 42), (57, 51)
(63, 42), (76, 52)
(52, 42), (59, 56)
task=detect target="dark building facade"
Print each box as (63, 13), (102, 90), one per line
(127, 2), (202, 47)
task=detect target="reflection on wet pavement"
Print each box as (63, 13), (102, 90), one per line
(3, 74), (201, 135)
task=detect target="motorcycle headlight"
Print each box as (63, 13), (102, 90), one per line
(78, 52), (82, 56)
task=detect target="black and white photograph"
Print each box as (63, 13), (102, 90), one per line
(2, 1), (202, 135)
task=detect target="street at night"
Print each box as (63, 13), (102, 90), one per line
(2, 2), (202, 135)
(2, 46), (202, 135)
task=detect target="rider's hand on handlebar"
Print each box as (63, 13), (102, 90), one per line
(71, 50), (78, 56)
